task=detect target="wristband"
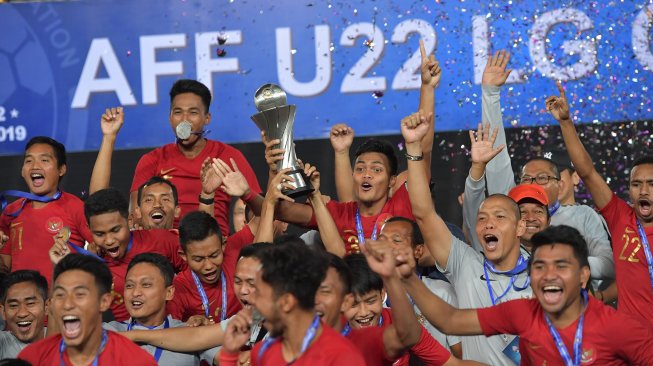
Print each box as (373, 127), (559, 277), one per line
(198, 194), (215, 205)
(241, 189), (256, 203)
(405, 152), (424, 161)
(219, 349), (240, 364)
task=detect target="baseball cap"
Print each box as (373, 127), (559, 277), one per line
(508, 184), (549, 206)
(543, 149), (574, 172)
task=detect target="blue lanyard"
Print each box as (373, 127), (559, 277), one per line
(258, 314), (320, 364)
(191, 270), (227, 321)
(59, 329), (107, 366)
(483, 256), (530, 305)
(127, 317), (169, 362)
(636, 219), (653, 291)
(1, 189), (62, 217)
(355, 207), (379, 245)
(549, 201), (561, 216)
(68, 242), (104, 262)
(544, 290), (587, 366)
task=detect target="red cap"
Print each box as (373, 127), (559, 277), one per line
(508, 184), (549, 206)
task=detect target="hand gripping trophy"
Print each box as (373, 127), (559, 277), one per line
(251, 84), (314, 199)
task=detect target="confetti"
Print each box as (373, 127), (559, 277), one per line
(216, 48), (227, 57)
(217, 35), (228, 45)
(372, 91), (384, 99)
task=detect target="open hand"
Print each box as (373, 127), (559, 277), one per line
(482, 50), (512, 87)
(469, 123), (505, 165)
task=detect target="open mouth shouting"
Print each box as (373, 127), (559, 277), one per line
(15, 320), (34, 335)
(361, 182), (373, 192)
(638, 199), (652, 218)
(149, 209), (166, 226)
(29, 172), (46, 188)
(104, 245), (122, 259)
(353, 315), (376, 328)
(202, 269), (219, 284)
(541, 285), (563, 306)
(483, 234), (499, 252)
(62, 315), (82, 340)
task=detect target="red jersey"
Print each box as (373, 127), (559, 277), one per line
(18, 330), (157, 365)
(130, 140), (262, 234)
(308, 184), (414, 254)
(599, 194), (653, 324)
(251, 322), (365, 366)
(477, 296), (653, 365)
(167, 225), (254, 321)
(0, 192), (93, 285)
(93, 229), (186, 321)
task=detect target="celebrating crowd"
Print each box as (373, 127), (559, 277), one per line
(1, 39), (653, 366)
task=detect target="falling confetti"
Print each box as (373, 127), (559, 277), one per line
(217, 35), (227, 45)
(216, 48), (227, 57)
(372, 91), (384, 99)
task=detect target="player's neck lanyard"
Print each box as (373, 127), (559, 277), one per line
(127, 317), (170, 362)
(544, 290), (588, 366)
(258, 314), (320, 365)
(483, 255), (530, 305)
(549, 201), (561, 216)
(191, 270), (227, 321)
(68, 242), (105, 262)
(1, 189), (62, 217)
(635, 219), (653, 291)
(355, 207), (379, 245)
(59, 329), (107, 366)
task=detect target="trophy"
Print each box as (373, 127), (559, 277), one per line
(251, 84), (313, 199)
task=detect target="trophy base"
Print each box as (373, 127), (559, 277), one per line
(283, 169), (314, 202)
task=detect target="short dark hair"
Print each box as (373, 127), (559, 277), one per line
(137, 176), (179, 206)
(169, 79), (212, 113)
(484, 193), (521, 221)
(632, 156), (653, 170)
(529, 225), (589, 270)
(53, 254), (113, 296)
(238, 242), (269, 260)
(25, 136), (67, 170)
(179, 211), (223, 252)
(522, 157), (560, 179)
(326, 253), (352, 294)
(128, 253), (175, 287)
(384, 216), (424, 248)
(0, 270), (48, 304)
(344, 253), (383, 296)
(354, 138), (398, 176)
(254, 238), (328, 310)
(84, 188), (129, 223)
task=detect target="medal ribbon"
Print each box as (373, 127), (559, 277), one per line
(483, 255), (530, 305)
(258, 314), (320, 365)
(355, 207), (379, 246)
(636, 219), (653, 291)
(191, 270), (227, 321)
(60, 329), (107, 366)
(544, 290), (588, 366)
(127, 317), (170, 362)
(1, 189), (62, 217)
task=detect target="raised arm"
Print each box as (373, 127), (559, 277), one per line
(330, 124), (355, 202)
(305, 163), (346, 257)
(90, 107), (124, 194)
(123, 322), (225, 352)
(417, 39), (441, 179)
(548, 82), (612, 209)
(254, 168), (295, 243)
(403, 111), (452, 268)
(482, 50), (515, 195)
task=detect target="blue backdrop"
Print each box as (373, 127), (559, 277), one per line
(0, 0), (651, 155)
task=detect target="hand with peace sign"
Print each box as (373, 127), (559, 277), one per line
(546, 82), (571, 123)
(419, 39), (441, 88)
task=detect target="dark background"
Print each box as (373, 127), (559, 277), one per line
(1, 120), (651, 229)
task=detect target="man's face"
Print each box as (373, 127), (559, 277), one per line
(530, 244), (589, 317)
(629, 164), (653, 223)
(169, 92), (210, 148)
(89, 211), (131, 260)
(353, 152), (395, 205)
(520, 160), (559, 207)
(476, 196), (525, 269)
(519, 202), (550, 242)
(315, 267), (348, 329)
(0, 282), (47, 343)
(234, 257), (259, 308)
(21, 143), (66, 197)
(51, 270), (111, 348)
(344, 289), (383, 329)
(124, 262), (173, 326)
(557, 169), (577, 204)
(232, 199), (247, 233)
(136, 183), (180, 230)
(379, 220), (413, 250)
(182, 234), (224, 285)
(251, 267), (283, 338)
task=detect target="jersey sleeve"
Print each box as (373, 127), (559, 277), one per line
(71, 199), (94, 244)
(0, 210), (12, 255)
(463, 171), (487, 253)
(225, 224), (254, 255)
(598, 193), (625, 228)
(477, 299), (529, 336)
(482, 85), (516, 195)
(306, 200), (339, 229)
(130, 152), (159, 192)
(390, 183), (415, 220)
(409, 326), (452, 366)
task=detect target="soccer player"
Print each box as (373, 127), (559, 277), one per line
(403, 225), (653, 364)
(404, 112), (529, 364)
(465, 51), (614, 287)
(220, 239), (366, 365)
(48, 188), (186, 321)
(18, 254), (156, 365)
(0, 137), (93, 283)
(0, 270), (48, 358)
(104, 253), (219, 365)
(130, 79), (262, 233)
(550, 81), (653, 323)
(166, 210), (254, 322)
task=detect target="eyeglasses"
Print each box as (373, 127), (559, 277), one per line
(519, 175), (559, 185)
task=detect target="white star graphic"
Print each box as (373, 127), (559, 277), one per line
(10, 108), (19, 119)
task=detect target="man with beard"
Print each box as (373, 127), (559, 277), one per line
(0, 270), (48, 358)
